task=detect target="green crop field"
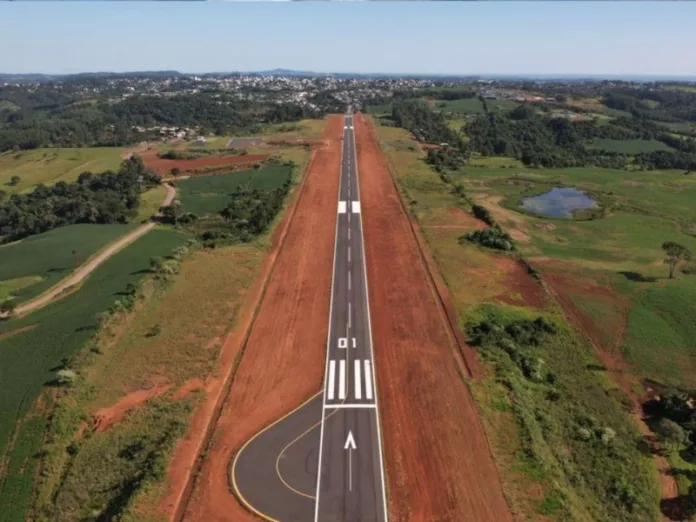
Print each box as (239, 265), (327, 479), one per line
(0, 224), (135, 304)
(0, 148), (124, 194)
(0, 228), (184, 522)
(585, 138), (674, 154)
(176, 165), (291, 215)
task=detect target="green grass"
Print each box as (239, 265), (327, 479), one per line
(176, 165), (291, 215)
(622, 277), (696, 387)
(658, 121), (695, 134)
(0, 276), (44, 301)
(365, 103), (393, 115)
(438, 98), (521, 115)
(0, 148), (124, 194)
(585, 139), (674, 154)
(135, 185), (168, 223)
(470, 303), (660, 522)
(0, 229), (185, 519)
(0, 224), (135, 304)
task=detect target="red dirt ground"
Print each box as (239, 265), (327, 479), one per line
(165, 116), (341, 522)
(92, 383), (171, 432)
(354, 113), (513, 522)
(139, 150), (267, 174)
(494, 257), (548, 310)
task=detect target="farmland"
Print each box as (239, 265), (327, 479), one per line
(0, 228), (185, 522)
(0, 148), (123, 193)
(176, 165), (292, 215)
(0, 223), (136, 304)
(373, 120), (670, 521)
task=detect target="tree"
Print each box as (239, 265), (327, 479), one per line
(170, 167), (181, 177)
(656, 418), (688, 451)
(161, 199), (184, 225)
(8, 175), (21, 186)
(662, 241), (693, 279)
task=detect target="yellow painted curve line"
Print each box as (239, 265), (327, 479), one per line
(230, 390), (323, 522)
(275, 406), (343, 500)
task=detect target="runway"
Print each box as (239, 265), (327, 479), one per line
(231, 111), (388, 522)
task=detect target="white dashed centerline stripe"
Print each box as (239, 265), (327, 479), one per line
(364, 357), (373, 400)
(338, 360), (346, 400)
(354, 360), (362, 400)
(327, 360), (336, 400)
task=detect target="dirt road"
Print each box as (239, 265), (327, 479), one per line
(16, 183), (176, 316)
(354, 113), (513, 522)
(179, 116), (342, 522)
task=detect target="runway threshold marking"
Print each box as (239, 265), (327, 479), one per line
(327, 361), (336, 400)
(354, 360), (362, 400)
(338, 360), (346, 400)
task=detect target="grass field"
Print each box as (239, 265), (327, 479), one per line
(0, 148), (124, 194)
(0, 228), (185, 522)
(374, 119), (665, 521)
(0, 224), (136, 304)
(585, 138), (674, 154)
(437, 98), (521, 115)
(176, 165), (291, 215)
(135, 184), (168, 223)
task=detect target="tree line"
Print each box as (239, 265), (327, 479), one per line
(0, 156), (145, 242)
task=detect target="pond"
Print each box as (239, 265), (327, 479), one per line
(519, 187), (598, 218)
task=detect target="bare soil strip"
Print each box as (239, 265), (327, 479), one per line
(354, 113), (513, 522)
(163, 116), (342, 522)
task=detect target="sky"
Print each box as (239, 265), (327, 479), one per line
(1, 2), (695, 77)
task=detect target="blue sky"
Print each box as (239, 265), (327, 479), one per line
(1, 2), (694, 76)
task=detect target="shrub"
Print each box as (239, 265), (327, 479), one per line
(56, 369), (77, 386)
(461, 224), (516, 251)
(472, 204), (495, 226)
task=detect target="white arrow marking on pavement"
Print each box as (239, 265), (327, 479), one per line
(345, 431), (357, 492)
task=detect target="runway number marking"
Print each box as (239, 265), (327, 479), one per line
(338, 337), (356, 349)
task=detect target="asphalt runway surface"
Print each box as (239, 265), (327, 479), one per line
(232, 112), (388, 522)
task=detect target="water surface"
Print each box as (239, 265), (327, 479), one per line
(520, 187), (598, 218)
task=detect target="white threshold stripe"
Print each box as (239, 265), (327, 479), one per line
(354, 360), (362, 400)
(339, 360), (346, 400)
(324, 403), (376, 410)
(327, 360), (336, 401)
(364, 360), (373, 400)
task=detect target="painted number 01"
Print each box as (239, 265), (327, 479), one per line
(338, 338), (357, 349)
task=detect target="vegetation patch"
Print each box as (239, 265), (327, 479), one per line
(0, 229), (185, 519)
(467, 303), (660, 522)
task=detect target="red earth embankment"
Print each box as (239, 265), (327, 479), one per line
(172, 116), (342, 522)
(140, 151), (267, 174)
(354, 113), (513, 522)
